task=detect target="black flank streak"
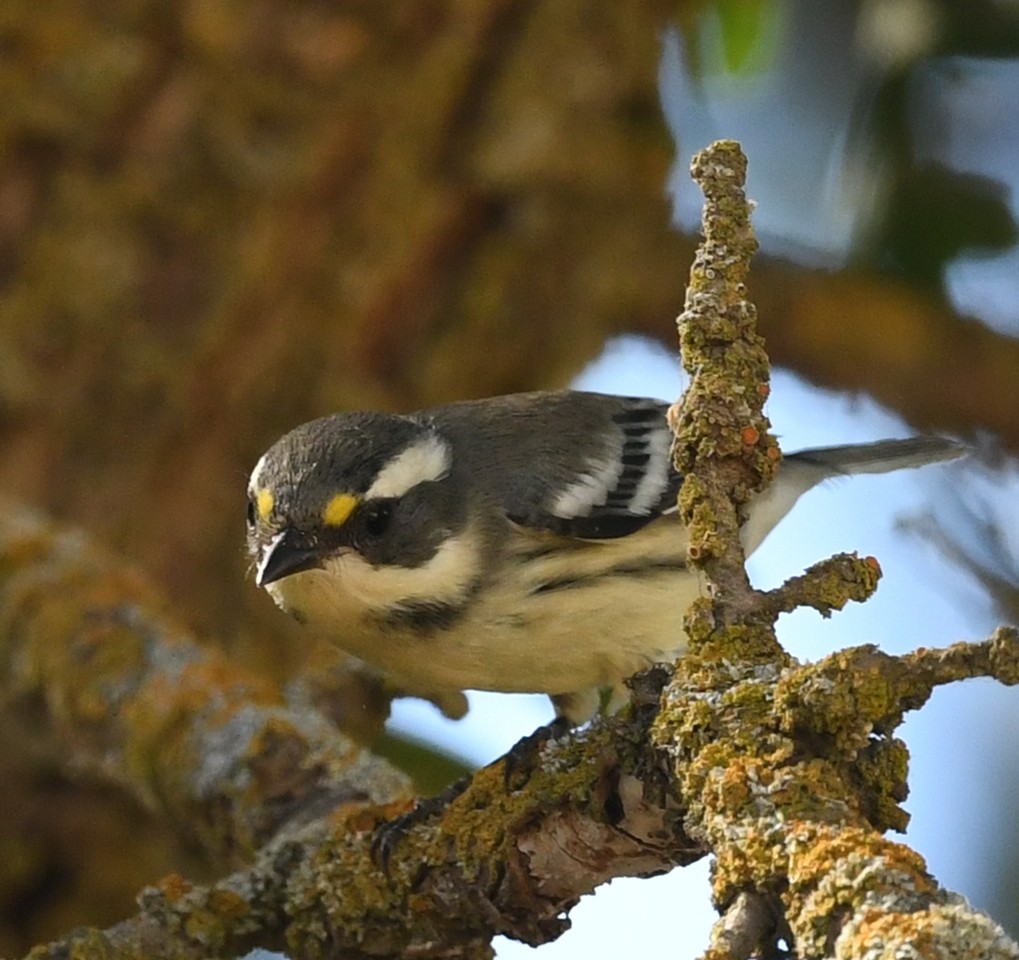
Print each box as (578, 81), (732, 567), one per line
(610, 559), (687, 576)
(513, 542), (566, 562)
(532, 557), (687, 595)
(546, 514), (655, 539)
(532, 576), (587, 594)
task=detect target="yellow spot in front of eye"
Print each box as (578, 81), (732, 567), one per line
(256, 488), (275, 521)
(322, 492), (358, 527)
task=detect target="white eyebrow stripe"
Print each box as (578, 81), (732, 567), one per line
(366, 433), (451, 499)
(248, 452), (269, 494)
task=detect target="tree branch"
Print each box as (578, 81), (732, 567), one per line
(12, 493), (1019, 957)
(656, 140), (1019, 960)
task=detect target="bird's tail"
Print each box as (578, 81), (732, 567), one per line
(789, 437), (965, 476)
(740, 436), (964, 555)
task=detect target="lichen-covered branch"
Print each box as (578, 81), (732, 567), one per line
(669, 142), (776, 617)
(28, 724), (702, 960)
(8, 521), (1019, 957)
(762, 553), (883, 619)
(0, 500), (411, 866)
(658, 140), (1019, 960)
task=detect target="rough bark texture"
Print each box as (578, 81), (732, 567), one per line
(656, 141), (1018, 960)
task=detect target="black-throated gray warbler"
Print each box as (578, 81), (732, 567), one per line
(246, 390), (962, 723)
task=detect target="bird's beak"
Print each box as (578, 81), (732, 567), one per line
(256, 527), (324, 587)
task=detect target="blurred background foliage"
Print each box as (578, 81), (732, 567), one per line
(1, 0), (1018, 953)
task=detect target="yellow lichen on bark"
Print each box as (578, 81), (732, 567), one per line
(658, 141), (1019, 960)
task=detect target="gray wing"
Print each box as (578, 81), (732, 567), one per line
(428, 391), (681, 540)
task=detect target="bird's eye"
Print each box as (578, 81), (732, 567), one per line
(364, 501), (393, 537)
(246, 498), (256, 527)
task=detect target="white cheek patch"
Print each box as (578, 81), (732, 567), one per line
(332, 534), (477, 608)
(265, 536), (479, 624)
(551, 457), (624, 519)
(366, 433), (451, 500)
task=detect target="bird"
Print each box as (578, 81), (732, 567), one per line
(245, 389), (963, 724)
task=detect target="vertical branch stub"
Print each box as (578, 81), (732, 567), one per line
(671, 141), (777, 615)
